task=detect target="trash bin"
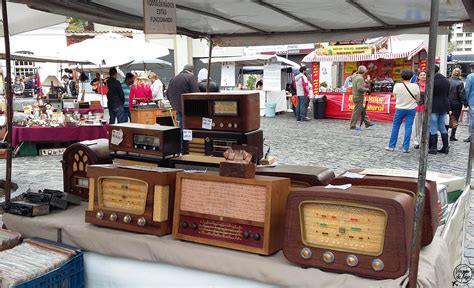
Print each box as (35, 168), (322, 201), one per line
(313, 95), (327, 119)
(265, 102), (277, 118)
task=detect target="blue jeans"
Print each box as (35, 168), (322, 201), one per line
(430, 113), (447, 135)
(388, 108), (416, 150)
(109, 106), (127, 124)
(296, 96), (309, 121)
(123, 107), (130, 122)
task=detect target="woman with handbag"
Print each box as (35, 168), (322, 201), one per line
(412, 70), (426, 149)
(386, 70), (420, 153)
(447, 68), (467, 141)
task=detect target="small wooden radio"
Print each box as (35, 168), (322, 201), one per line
(181, 92), (260, 132)
(172, 172), (290, 255)
(109, 123), (180, 158)
(330, 169), (438, 246)
(256, 165), (335, 190)
(62, 139), (112, 200)
(85, 164), (182, 235)
(283, 187), (414, 279)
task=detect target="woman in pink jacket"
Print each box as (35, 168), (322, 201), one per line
(129, 72), (153, 109)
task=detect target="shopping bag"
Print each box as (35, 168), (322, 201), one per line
(448, 114), (458, 129)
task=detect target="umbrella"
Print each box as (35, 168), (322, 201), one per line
(58, 32), (169, 67)
(122, 58), (172, 72)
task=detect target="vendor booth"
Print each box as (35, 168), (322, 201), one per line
(302, 37), (428, 122)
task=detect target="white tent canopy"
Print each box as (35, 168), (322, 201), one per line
(9, 0), (473, 46)
(201, 54), (300, 68)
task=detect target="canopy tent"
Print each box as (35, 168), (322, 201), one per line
(201, 54), (300, 68)
(8, 0), (473, 46)
(0, 51), (91, 64)
(0, 2), (65, 36)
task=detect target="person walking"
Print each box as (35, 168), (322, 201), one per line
(121, 72), (134, 122)
(464, 63), (474, 142)
(197, 68), (219, 92)
(106, 67), (126, 124)
(448, 67), (467, 141)
(129, 72), (153, 109)
(386, 70), (419, 153)
(349, 65), (375, 130)
(412, 70), (426, 149)
(429, 66), (451, 154)
(295, 66), (311, 122)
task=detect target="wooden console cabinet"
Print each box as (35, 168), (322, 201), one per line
(130, 108), (177, 126)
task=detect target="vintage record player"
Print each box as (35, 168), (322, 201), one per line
(256, 165), (335, 190)
(283, 186), (414, 279)
(62, 139), (112, 200)
(330, 168), (438, 246)
(172, 172), (290, 255)
(85, 164), (182, 235)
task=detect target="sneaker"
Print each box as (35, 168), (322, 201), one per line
(403, 149), (410, 153)
(350, 127), (362, 131)
(464, 137), (471, 143)
(303, 117), (311, 121)
(414, 145), (420, 149)
(366, 123), (376, 129)
(385, 147), (395, 151)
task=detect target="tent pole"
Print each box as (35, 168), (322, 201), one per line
(408, 0), (439, 286)
(1, 0), (12, 209)
(206, 37), (213, 92)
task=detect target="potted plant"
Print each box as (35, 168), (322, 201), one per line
(320, 81), (328, 92)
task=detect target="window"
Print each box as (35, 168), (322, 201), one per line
(466, 40), (472, 44)
(457, 33), (464, 37)
(457, 48), (463, 51)
(457, 40), (463, 45)
(465, 48), (472, 51)
(466, 33), (472, 37)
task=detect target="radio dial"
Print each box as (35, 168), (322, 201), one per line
(228, 123), (232, 128)
(346, 255), (359, 267)
(191, 223), (198, 230)
(219, 123), (224, 128)
(181, 222), (188, 229)
(134, 145), (138, 148)
(242, 231), (250, 239)
(137, 217), (146, 227)
(252, 233), (261, 241)
(234, 123), (238, 128)
(96, 211), (104, 220)
(205, 137), (211, 143)
(322, 251), (335, 263)
(300, 248), (312, 260)
(212, 122), (216, 127)
(123, 215), (132, 224)
(372, 259), (384, 271)
(109, 213), (117, 222)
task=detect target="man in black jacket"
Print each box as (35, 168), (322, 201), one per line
(106, 67), (126, 124)
(429, 66), (451, 154)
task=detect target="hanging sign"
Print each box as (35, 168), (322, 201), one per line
(221, 62), (235, 87)
(143, 0), (177, 34)
(263, 62), (281, 91)
(311, 62), (320, 93)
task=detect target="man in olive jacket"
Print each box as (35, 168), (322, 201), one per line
(349, 65), (374, 130)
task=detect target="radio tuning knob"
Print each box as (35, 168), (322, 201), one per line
(181, 222), (188, 229)
(322, 251), (335, 263)
(300, 248), (312, 259)
(96, 211), (104, 220)
(234, 123), (238, 128)
(252, 233), (261, 241)
(123, 215), (132, 224)
(109, 213), (117, 222)
(219, 123), (224, 128)
(242, 231), (250, 239)
(346, 255), (359, 267)
(137, 217), (146, 227)
(212, 122), (216, 127)
(191, 223), (198, 230)
(372, 259), (385, 271)
(228, 123), (232, 128)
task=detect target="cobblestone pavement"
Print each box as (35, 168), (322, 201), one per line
(0, 112), (473, 267)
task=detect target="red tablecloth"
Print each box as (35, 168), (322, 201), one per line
(12, 125), (109, 148)
(61, 108), (105, 114)
(322, 92), (396, 122)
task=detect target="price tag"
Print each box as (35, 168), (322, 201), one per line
(202, 117), (213, 130)
(110, 129), (123, 146)
(183, 129), (193, 141)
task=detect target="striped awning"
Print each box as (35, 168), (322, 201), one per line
(302, 39), (427, 63)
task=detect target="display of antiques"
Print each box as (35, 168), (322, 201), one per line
(181, 92), (263, 161)
(172, 171), (290, 255)
(108, 123), (181, 159)
(0, 229), (21, 251)
(62, 139), (113, 200)
(283, 186), (414, 279)
(0, 238), (76, 287)
(330, 169), (438, 246)
(85, 164), (182, 235)
(219, 146), (257, 178)
(256, 165), (335, 190)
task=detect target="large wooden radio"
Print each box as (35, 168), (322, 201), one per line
(109, 123), (180, 158)
(330, 169), (438, 246)
(256, 165), (335, 190)
(181, 92), (260, 132)
(184, 129), (263, 160)
(62, 139), (112, 200)
(85, 164), (182, 235)
(283, 187), (414, 279)
(172, 172), (290, 255)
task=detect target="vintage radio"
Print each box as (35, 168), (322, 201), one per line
(283, 187), (414, 279)
(168, 155), (221, 172)
(109, 123), (180, 158)
(172, 172), (290, 255)
(181, 92), (260, 132)
(85, 164), (182, 235)
(256, 165), (335, 190)
(184, 129), (263, 160)
(111, 151), (169, 167)
(330, 169), (438, 246)
(62, 139), (112, 200)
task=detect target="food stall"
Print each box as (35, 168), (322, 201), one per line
(302, 37), (428, 122)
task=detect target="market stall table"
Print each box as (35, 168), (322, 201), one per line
(61, 108), (105, 115)
(2, 203), (450, 287)
(12, 125), (109, 148)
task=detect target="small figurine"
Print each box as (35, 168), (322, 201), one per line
(223, 149), (252, 164)
(32, 103), (40, 120)
(45, 103), (54, 119)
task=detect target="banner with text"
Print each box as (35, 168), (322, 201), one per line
(311, 62), (320, 93)
(143, 0), (177, 34)
(341, 93), (391, 114)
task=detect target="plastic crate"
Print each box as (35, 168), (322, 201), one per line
(17, 142), (37, 157)
(11, 240), (85, 288)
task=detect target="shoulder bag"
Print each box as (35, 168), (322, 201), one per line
(402, 82), (422, 105)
